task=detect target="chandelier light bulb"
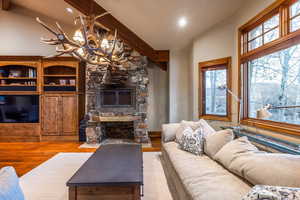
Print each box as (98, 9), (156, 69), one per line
(73, 30), (84, 43)
(101, 39), (110, 49)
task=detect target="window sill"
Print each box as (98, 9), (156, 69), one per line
(241, 118), (300, 137)
(200, 115), (231, 122)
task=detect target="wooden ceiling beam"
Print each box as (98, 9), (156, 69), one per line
(1, 0), (11, 10)
(64, 0), (169, 70)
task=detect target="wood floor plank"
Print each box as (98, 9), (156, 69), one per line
(0, 137), (161, 176)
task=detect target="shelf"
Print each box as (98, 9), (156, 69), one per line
(0, 77), (37, 80)
(44, 84), (76, 87)
(43, 75), (76, 77)
(0, 84), (36, 87)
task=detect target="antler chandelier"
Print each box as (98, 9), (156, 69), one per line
(36, 13), (128, 69)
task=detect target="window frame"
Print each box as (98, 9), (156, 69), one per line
(239, 0), (300, 136)
(199, 57), (232, 122)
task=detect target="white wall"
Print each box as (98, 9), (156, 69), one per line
(169, 47), (191, 123)
(0, 5), (75, 56)
(190, 0), (276, 121)
(148, 64), (169, 130)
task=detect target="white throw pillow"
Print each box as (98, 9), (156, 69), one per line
(178, 127), (204, 155)
(175, 120), (202, 143)
(199, 119), (216, 138)
(0, 166), (25, 200)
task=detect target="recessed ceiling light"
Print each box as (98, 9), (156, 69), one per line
(66, 7), (73, 14)
(178, 17), (187, 28)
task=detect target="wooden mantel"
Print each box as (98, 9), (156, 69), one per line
(64, 0), (169, 70)
(92, 116), (141, 122)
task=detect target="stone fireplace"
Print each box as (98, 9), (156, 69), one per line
(85, 50), (150, 144)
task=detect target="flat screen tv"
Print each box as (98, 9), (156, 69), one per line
(0, 95), (39, 123)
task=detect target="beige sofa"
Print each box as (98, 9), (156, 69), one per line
(161, 123), (251, 200)
(161, 123), (300, 200)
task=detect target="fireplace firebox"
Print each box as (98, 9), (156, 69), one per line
(99, 87), (136, 108)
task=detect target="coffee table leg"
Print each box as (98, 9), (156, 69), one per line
(69, 186), (76, 200)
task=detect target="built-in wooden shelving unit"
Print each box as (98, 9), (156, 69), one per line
(0, 56), (86, 142)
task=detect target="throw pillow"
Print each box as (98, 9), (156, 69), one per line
(175, 120), (202, 143)
(199, 119), (216, 138)
(0, 166), (25, 200)
(214, 136), (259, 168)
(203, 129), (234, 158)
(178, 127), (204, 155)
(242, 185), (300, 200)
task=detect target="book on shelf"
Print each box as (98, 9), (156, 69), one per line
(28, 68), (36, 78)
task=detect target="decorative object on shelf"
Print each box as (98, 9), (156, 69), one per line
(36, 14), (138, 85)
(218, 84), (243, 129)
(59, 79), (67, 85)
(9, 70), (22, 78)
(69, 79), (76, 85)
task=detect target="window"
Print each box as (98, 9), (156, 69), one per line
(248, 14), (280, 51)
(239, 0), (300, 136)
(290, 0), (300, 32)
(199, 57), (231, 121)
(248, 44), (300, 126)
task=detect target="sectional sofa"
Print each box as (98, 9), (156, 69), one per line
(161, 122), (300, 200)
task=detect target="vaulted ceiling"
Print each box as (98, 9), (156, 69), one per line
(95, 0), (244, 50)
(11, 0), (244, 50)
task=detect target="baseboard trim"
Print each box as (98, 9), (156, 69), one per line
(149, 131), (161, 138)
(0, 136), (40, 142)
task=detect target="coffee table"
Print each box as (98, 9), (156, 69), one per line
(67, 144), (143, 200)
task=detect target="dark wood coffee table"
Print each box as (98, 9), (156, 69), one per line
(67, 144), (143, 200)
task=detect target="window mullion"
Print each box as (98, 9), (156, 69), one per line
(280, 4), (289, 36)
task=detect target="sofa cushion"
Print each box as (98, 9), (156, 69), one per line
(163, 142), (251, 200)
(0, 166), (25, 200)
(214, 137), (259, 168)
(179, 127), (204, 156)
(204, 129), (234, 158)
(215, 137), (300, 188)
(230, 152), (300, 188)
(175, 120), (202, 143)
(162, 123), (180, 143)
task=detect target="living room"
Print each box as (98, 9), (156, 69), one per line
(0, 0), (300, 199)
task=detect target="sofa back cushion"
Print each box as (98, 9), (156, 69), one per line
(162, 123), (180, 143)
(214, 137), (259, 168)
(0, 166), (25, 200)
(215, 137), (300, 188)
(204, 129), (234, 158)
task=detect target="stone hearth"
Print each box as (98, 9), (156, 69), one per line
(85, 51), (150, 144)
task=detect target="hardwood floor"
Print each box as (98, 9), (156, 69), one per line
(0, 137), (161, 176)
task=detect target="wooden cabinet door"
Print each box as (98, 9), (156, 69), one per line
(42, 95), (60, 135)
(61, 95), (78, 135)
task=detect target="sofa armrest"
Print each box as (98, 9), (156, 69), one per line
(162, 123), (180, 143)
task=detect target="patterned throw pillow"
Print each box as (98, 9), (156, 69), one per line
(175, 120), (202, 143)
(178, 127), (204, 156)
(242, 185), (300, 200)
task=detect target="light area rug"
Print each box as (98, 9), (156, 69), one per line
(20, 152), (172, 200)
(79, 138), (152, 149)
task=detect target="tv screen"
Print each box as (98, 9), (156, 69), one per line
(0, 95), (39, 123)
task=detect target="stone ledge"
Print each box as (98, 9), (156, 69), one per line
(92, 116), (141, 122)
